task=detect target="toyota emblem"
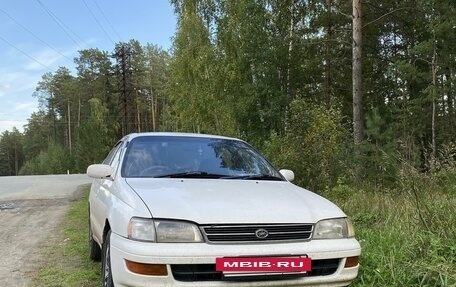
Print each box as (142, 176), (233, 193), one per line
(255, 228), (269, 239)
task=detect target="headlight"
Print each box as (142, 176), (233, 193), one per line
(128, 217), (156, 242)
(313, 218), (355, 239)
(155, 220), (203, 243)
(127, 218), (204, 243)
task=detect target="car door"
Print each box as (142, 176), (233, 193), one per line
(90, 141), (124, 245)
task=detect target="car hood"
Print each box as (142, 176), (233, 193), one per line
(125, 178), (345, 224)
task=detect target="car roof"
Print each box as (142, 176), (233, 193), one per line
(121, 132), (242, 143)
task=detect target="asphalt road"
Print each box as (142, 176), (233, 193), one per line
(0, 174), (92, 201)
(0, 174), (92, 286)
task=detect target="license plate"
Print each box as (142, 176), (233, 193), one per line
(216, 256), (311, 275)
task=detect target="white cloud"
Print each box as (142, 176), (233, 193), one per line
(0, 44), (81, 134)
(0, 83), (10, 90)
(24, 44), (84, 72)
(0, 84), (10, 97)
(12, 102), (38, 114)
(0, 120), (26, 134)
(0, 70), (41, 133)
(0, 71), (40, 97)
(25, 49), (63, 71)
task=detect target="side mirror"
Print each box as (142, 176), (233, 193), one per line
(87, 164), (114, 179)
(279, 169), (295, 182)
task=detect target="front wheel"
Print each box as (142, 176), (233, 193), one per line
(102, 230), (115, 287)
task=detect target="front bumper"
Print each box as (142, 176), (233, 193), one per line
(110, 232), (361, 287)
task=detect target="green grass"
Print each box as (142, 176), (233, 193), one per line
(322, 170), (456, 287)
(32, 171), (456, 287)
(31, 187), (101, 287)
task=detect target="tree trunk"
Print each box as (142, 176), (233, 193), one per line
(78, 97), (81, 128)
(352, 0), (364, 145)
(449, 67), (455, 127)
(431, 39), (437, 165)
(136, 96), (141, 133)
(14, 142), (18, 176)
(67, 98), (72, 154)
(284, 1), (295, 131)
(324, 0), (333, 107)
(286, 1), (294, 100)
(151, 88), (156, 131)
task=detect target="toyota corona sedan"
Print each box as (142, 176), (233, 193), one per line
(87, 132), (361, 287)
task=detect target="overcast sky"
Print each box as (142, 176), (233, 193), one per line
(0, 0), (176, 134)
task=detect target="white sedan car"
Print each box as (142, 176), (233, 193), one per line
(87, 132), (361, 287)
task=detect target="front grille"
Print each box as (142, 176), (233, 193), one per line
(201, 224), (313, 243)
(171, 259), (340, 282)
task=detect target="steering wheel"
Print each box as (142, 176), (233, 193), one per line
(139, 165), (171, 177)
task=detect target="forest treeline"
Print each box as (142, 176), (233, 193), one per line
(1, 0), (455, 190)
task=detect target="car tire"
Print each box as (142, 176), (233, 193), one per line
(88, 219), (102, 261)
(102, 230), (115, 287)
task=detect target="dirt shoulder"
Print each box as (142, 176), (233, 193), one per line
(0, 198), (70, 286)
(0, 175), (92, 287)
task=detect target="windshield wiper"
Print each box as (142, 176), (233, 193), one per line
(154, 171), (226, 179)
(222, 174), (284, 181)
(154, 171), (284, 181)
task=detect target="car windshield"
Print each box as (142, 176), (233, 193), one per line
(121, 136), (283, 180)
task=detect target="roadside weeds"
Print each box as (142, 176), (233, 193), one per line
(30, 187), (101, 287)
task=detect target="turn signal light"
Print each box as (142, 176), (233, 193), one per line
(125, 260), (168, 276)
(344, 256), (359, 268)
